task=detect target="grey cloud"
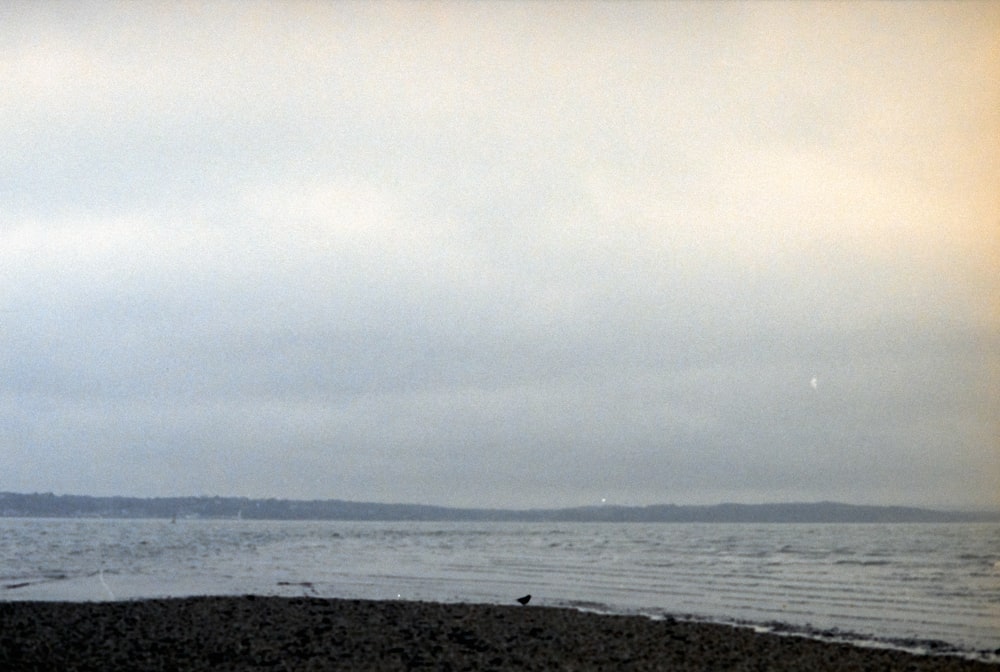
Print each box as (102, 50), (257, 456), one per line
(1, 2), (997, 509)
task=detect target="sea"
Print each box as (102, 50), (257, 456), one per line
(1, 518), (997, 662)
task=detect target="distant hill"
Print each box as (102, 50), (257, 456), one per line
(1, 492), (997, 523)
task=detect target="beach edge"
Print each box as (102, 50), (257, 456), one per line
(1, 596), (996, 671)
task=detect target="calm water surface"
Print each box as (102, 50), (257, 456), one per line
(2, 519), (997, 660)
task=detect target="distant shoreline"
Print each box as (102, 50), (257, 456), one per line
(2, 492), (998, 523)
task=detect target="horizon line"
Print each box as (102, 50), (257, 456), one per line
(3, 491), (997, 514)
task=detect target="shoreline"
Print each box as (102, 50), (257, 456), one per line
(1, 596), (997, 671)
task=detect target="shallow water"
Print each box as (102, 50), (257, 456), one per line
(2, 519), (997, 660)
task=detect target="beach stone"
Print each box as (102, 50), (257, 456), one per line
(0, 597), (997, 671)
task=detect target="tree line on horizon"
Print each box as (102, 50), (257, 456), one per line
(1, 492), (996, 523)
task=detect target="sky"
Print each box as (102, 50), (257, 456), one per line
(1, 1), (998, 510)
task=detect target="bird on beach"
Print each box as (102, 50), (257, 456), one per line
(516, 594), (531, 605)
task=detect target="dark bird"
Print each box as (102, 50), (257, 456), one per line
(516, 594), (531, 605)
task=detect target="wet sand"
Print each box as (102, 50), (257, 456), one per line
(0, 596), (996, 671)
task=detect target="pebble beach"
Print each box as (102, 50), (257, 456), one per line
(1, 596), (996, 671)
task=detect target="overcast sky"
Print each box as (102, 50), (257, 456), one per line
(2, 1), (997, 510)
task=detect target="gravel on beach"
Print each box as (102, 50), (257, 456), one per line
(1, 596), (996, 671)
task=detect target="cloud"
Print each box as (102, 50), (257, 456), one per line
(1, 1), (997, 508)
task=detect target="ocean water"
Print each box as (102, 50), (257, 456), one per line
(1, 519), (997, 660)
